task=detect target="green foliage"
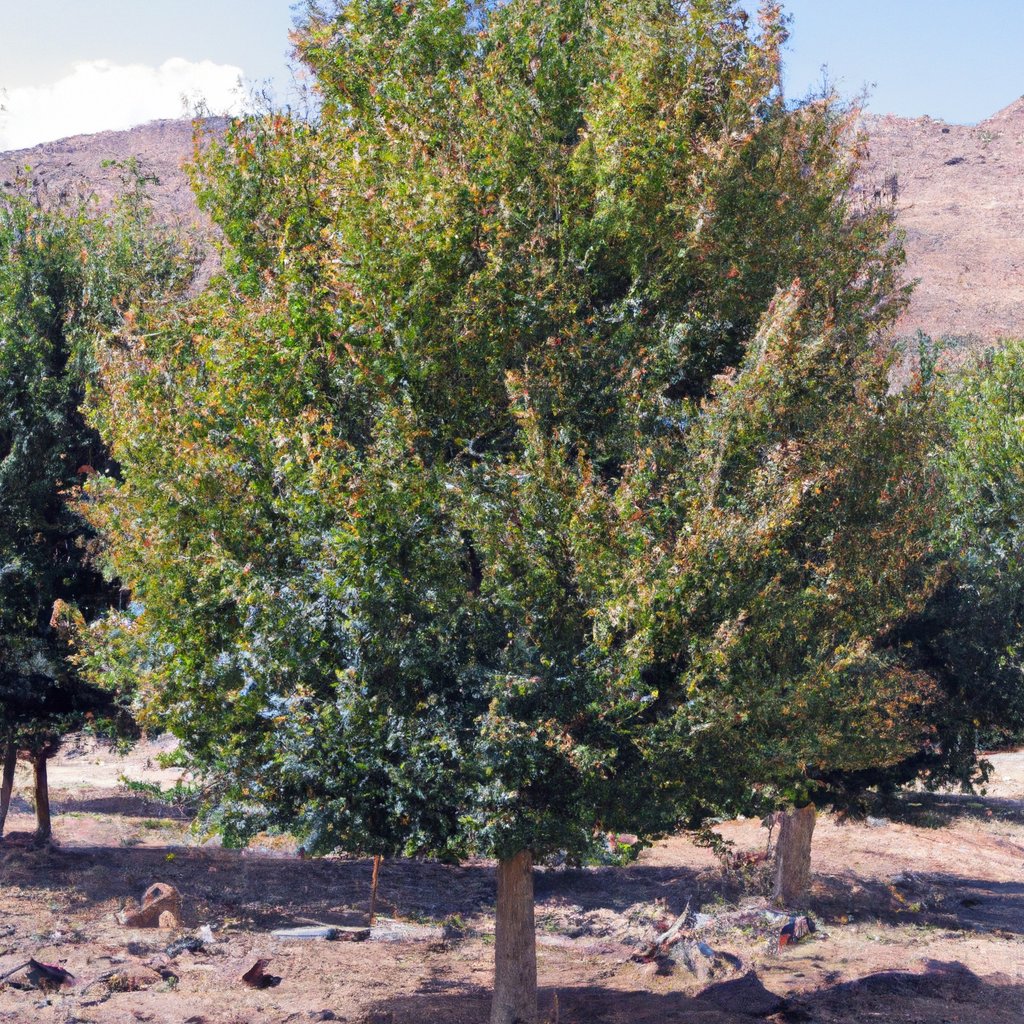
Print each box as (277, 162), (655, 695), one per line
(0, 179), (193, 755)
(606, 286), (941, 822)
(890, 340), (1024, 775)
(87, 0), (936, 861)
(119, 775), (201, 813)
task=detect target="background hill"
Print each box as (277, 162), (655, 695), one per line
(862, 97), (1024, 348)
(0, 118), (227, 291)
(3, 106), (1024, 347)
(0, 119), (223, 228)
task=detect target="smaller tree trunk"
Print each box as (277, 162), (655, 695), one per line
(0, 743), (16, 838)
(490, 849), (537, 1024)
(773, 802), (816, 907)
(33, 756), (52, 844)
(369, 854), (382, 925)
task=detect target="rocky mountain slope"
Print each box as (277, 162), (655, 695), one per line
(3, 105), (1024, 346)
(862, 97), (1024, 346)
(0, 118), (222, 231)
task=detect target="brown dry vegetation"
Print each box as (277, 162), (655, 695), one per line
(0, 738), (1022, 1023)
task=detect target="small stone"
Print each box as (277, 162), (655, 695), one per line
(241, 958), (282, 989)
(106, 965), (163, 992)
(779, 915), (816, 947)
(670, 939), (741, 982)
(166, 936), (205, 958)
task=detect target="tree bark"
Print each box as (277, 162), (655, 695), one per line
(33, 756), (52, 844)
(369, 854), (382, 925)
(0, 743), (15, 838)
(490, 850), (537, 1024)
(773, 803), (816, 907)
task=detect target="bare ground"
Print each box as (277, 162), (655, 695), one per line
(0, 739), (1022, 1023)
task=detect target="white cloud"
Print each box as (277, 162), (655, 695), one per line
(0, 57), (247, 151)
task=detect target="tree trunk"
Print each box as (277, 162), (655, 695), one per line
(33, 756), (52, 844)
(369, 854), (382, 925)
(490, 850), (537, 1024)
(0, 743), (15, 838)
(773, 803), (816, 907)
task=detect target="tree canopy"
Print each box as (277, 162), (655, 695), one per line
(886, 340), (1024, 788)
(0, 179), (192, 837)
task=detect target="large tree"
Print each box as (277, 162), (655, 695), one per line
(0, 181), (191, 841)
(86, 3), (939, 1020)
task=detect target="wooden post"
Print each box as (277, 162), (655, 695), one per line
(0, 743), (15, 838)
(33, 756), (52, 844)
(773, 803), (816, 907)
(490, 849), (537, 1024)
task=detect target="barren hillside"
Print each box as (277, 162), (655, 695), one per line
(862, 97), (1024, 345)
(4, 105), (1024, 347)
(0, 118), (223, 231)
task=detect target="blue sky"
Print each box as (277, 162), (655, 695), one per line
(778, 0), (1024, 124)
(0, 0), (294, 89)
(1, 1), (1022, 150)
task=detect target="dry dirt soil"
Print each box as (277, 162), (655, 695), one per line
(0, 737), (1022, 1024)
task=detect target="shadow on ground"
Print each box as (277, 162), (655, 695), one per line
(10, 787), (193, 818)
(2, 827), (1023, 939)
(813, 870), (1024, 936)
(0, 841), (701, 930)
(371, 960), (1024, 1023)
(884, 790), (1024, 828)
